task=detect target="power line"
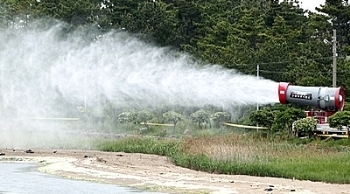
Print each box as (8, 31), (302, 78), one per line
(228, 56), (345, 67)
(258, 57), (334, 65)
(259, 70), (350, 75)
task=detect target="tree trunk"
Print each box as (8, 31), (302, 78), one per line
(144, 123), (149, 130)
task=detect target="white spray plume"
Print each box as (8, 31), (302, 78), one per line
(0, 20), (279, 119)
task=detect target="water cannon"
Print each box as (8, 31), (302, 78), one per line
(278, 82), (345, 112)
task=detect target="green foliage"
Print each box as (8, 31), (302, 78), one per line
(316, 0), (350, 56)
(3, 0), (350, 133)
(136, 110), (154, 129)
(249, 109), (275, 129)
(98, 137), (179, 156)
(162, 111), (183, 131)
(343, 103), (350, 111)
(98, 136), (350, 184)
(211, 112), (230, 128)
(117, 111), (135, 123)
(190, 109), (211, 129)
(273, 108), (306, 133)
(293, 117), (317, 136)
(117, 111), (135, 130)
(329, 111), (350, 129)
(2, 0), (349, 97)
(248, 105), (306, 134)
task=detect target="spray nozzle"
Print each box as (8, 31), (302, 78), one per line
(278, 82), (345, 112)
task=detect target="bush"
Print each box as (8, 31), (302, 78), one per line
(293, 117), (317, 137)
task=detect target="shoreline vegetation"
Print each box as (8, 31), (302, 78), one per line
(97, 134), (350, 184)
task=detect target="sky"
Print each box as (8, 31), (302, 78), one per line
(299, 0), (325, 12)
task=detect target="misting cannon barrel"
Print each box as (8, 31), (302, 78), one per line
(278, 82), (345, 112)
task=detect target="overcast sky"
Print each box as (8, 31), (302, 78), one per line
(299, 0), (325, 12)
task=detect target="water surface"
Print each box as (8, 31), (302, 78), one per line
(0, 162), (165, 194)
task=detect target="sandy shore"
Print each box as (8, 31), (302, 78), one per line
(0, 148), (349, 194)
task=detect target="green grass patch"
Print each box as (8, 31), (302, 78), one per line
(97, 135), (350, 184)
(98, 137), (179, 156)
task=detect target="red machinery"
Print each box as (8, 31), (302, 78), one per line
(278, 82), (345, 124)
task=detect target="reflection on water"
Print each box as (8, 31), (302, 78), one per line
(0, 162), (165, 194)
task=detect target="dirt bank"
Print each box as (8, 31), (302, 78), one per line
(0, 148), (349, 194)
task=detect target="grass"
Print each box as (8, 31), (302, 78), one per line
(98, 137), (179, 156)
(97, 134), (350, 184)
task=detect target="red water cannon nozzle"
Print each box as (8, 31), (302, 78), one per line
(278, 82), (345, 112)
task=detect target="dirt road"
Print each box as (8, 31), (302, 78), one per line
(0, 148), (349, 194)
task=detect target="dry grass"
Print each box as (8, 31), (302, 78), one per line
(180, 134), (338, 163)
(98, 135), (350, 183)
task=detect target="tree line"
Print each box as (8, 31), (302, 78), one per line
(2, 0), (350, 134)
(1, 0), (350, 90)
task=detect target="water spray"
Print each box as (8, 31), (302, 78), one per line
(0, 21), (280, 118)
(0, 20), (281, 149)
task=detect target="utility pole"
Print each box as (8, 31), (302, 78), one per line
(332, 29), (337, 87)
(256, 64), (259, 111)
(84, 63), (87, 110)
(256, 64), (259, 131)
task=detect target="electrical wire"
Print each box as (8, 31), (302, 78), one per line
(227, 56), (346, 67)
(259, 70), (350, 75)
(226, 56), (350, 75)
